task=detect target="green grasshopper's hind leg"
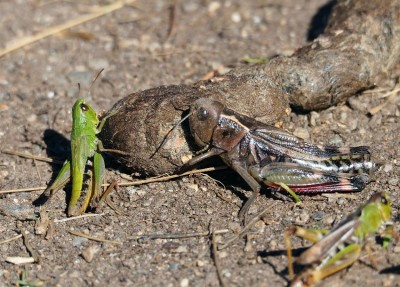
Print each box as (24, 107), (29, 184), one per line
(285, 226), (327, 280)
(293, 244), (361, 286)
(93, 151), (105, 204)
(43, 160), (71, 199)
(72, 151), (105, 215)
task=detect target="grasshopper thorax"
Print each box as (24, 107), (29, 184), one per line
(189, 98), (224, 148)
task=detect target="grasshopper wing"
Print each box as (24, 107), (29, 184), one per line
(249, 127), (331, 161)
(297, 216), (359, 265)
(296, 220), (357, 265)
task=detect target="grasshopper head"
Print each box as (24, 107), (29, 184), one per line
(370, 192), (392, 222)
(189, 98), (224, 148)
(72, 99), (99, 131)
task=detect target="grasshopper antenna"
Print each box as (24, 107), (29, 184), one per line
(150, 111), (192, 159)
(77, 82), (81, 97)
(90, 68), (105, 91)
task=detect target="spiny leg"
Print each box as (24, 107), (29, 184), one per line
(79, 168), (94, 215)
(285, 226), (327, 280)
(364, 242), (378, 270)
(231, 161), (262, 224)
(308, 244), (360, 285)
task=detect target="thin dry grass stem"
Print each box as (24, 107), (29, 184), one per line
(131, 229), (230, 240)
(0, 234), (22, 245)
(212, 229), (228, 287)
(1, 150), (63, 164)
(0, 166), (227, 194)
(164, 0), (178, 43)
(68, 230), (122, 245)
(321, 193), (357, 200)
(114, 166), (227, 187)
(0, 187), (48, 194)
(54, 213), (105, 223)
(33, 159), (42, 182)
(218, 202), (278, 250)
(0, 0), (137, 58)
(369, 86), (400, 115)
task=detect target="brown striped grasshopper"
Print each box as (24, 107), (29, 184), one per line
(182, 98), (380, 221)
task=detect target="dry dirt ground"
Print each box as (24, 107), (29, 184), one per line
(0, 1), (399, 286)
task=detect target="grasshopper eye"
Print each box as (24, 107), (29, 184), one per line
(197, 107), (208, 121)
(381, 196), (388, 205)
(80, 103), (89, 112)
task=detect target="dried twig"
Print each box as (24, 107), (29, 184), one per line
(164, 0), (178, 43)
(368, 87), (400, 115)
(54, 213), (105, 223)
(68, 230), (122, 245)
(218, 202), (278, 250)
(212, 229), (228, 287)
(321, 193), (357, 200)
(1, 150), (63, 164)
(131, 229), (230, 240)
(0, 234), (22, 245)
(0, 0), (137, 58)
(0, 187), (48, 194)
(0, 166), (227, 194)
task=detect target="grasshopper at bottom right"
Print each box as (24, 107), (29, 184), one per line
(285, 192), (396, 287)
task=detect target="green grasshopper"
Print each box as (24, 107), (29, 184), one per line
(43, 99), (123, 216)
(285, 192), (394, 287)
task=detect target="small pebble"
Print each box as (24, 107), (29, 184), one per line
(293, 127), (310, 140)
(328, 134), (343, 146)
(218, 251), (228, 259)
(295, 211), (310, 225)
(196, 260), (206, 267)
(208, 1), (221, 14)
(47, 91), (55, 99)
(231, 12), (241, 23)
(383, 164), (393, 173)
(348, 97), (369, 111)
(222, 269), (231, 278)
(175, 245), (188, 253)
(388, 177), (399, 186)
(312, 211), (324, 221)
(337, 198), (346, 205)
(180, 278), (189, 287)
(168, 263), (179, 271)
(323, 215), (335, 225)
(27, 114), (37, 122)
(309, 111), (320, 126)
(81, 244), (100, 263)
(72, 237), (88, 248)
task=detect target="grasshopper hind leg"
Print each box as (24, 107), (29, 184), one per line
(291, 244), (361, 287)
(35, 160), (71, 207)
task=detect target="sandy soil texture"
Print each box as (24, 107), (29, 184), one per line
(0, 1), (399, 286)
